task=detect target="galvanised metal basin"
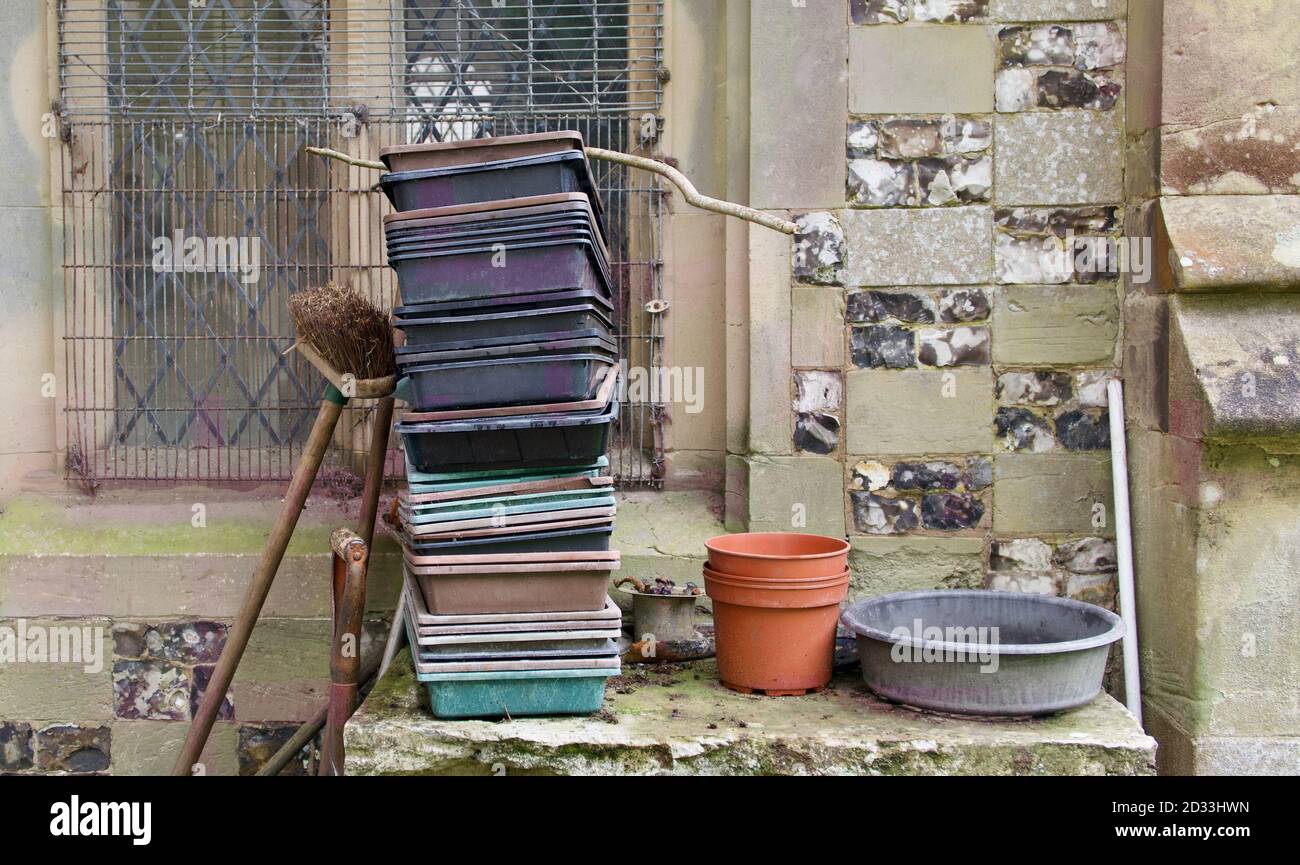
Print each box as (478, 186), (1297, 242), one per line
(841, 590), (1124, 716)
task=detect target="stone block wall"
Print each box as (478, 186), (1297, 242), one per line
(0, 489), (401, 776)
(0, 614), (392, 776)
(749, 0), (1129, 609)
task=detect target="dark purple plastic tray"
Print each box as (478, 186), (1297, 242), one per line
(390, 237), (612, 305)
(393, 287), (612, 318)
(394, 302), (613, 345)
(388, 227), (608, 272)
(385, 208), (595, 233)
(384, 205), (609, 259)
(396, 324), (612, 354)
(398, 396), (619, 472)
(402, 352), (615, 411)
(396, 333), (616, 365)
(386, 213), (594, 239)
(381, 194), (600, 236)
(380, 151), (605, 229)
(386, 214), (603, 249)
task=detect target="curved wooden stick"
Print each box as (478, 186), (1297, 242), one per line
(306, 146), (383, 170)
(583, 147), (796, 234)
(303, 145), (797, 235)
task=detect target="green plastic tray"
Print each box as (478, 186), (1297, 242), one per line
(415, 667), (616, 718)
(401, 490), (616, 524)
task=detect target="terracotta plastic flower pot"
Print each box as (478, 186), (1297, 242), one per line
(703, 568), (849, 696)
(702, 563), (845, 586)
(704, 532), (850, 580)
(703, 568), (850, 602)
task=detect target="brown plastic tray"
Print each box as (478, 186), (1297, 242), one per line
(380, 131), (585, 173)
(406, 559), (619, 576)
(382, 192), (591, 225)
(401, 364), (619, 424)
(403, 546), (619, 567)
(384, 202), (598, 239)
(404, 571), (621, 627)
(411, 564), (613, 615)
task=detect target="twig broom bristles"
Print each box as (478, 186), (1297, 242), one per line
(288, 282), (396, 381)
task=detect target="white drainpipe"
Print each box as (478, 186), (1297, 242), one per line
(1107, 379), (1143, 727)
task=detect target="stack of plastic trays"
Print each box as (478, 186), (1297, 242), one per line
(380, 132), (623, 718)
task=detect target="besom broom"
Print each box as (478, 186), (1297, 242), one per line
(174, 283), (397, 775)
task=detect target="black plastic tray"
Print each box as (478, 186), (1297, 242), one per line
(386, 216), (596, 245)
(388, 231), (609, 275)
(382, 193), (598, 233)
(388, 226), (609, 273)
(390, 237), (612, 305)
(393, 287), (612, 318)
(386, 214), (602, 248)
(399, 395), (618, 473)
(402, 352), (615, 411)
(380, 151), (605, 227)
(385, 208), (594, 234)
(397, 327), (613, 356)
(396, 333), (616, 365)
(395, 302), (613, 345)
(404, 524), (614, 556)
(383, 200), (608, 259)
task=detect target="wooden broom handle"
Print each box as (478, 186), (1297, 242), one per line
(303, 145), (798, 235)
(173, 395), (346, 775)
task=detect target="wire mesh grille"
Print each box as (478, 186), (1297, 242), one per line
(57, 0), (665, 485)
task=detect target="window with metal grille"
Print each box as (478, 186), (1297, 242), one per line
(56, 0), (664, 485)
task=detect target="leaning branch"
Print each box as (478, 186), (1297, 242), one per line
(305, 146), (384, 170)
(303, 145), (798, 235)
(583, 146), (797, 235)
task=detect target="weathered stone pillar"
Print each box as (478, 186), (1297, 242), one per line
(734, 0), (848, 538)
(1125, 0), (1300, 774)
(0, 0), (57, 495)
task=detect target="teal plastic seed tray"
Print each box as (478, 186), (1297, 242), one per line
(407, 467), (603, 496)
(415, 667), (617, 719)
(400, 491), (616, 525)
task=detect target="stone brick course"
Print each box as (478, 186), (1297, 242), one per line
(768, 0), (1125, 602)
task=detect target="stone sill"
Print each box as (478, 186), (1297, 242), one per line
(346, 651), (1156, 776)
(1158, 195), (1300, 293)
(1169, 294), (1300, 441)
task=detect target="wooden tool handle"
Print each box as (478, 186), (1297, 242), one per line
(172, 394), (346, 775)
